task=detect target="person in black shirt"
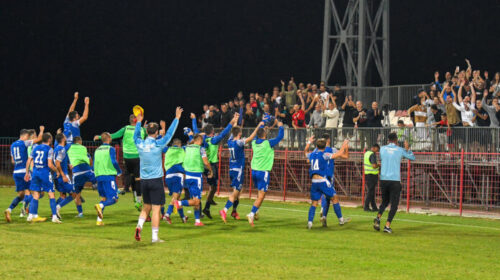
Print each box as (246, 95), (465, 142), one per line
(242, 103), (257, 128)
(366, 101), (384, 147)
(341, 95), (356, 139)
(333, 84), (346, 108)
(219, 104), (232, 128)
(353, 101), (368, 150)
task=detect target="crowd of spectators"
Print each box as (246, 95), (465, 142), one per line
(196, 59), (500, 151)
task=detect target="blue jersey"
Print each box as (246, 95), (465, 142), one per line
(53, 144), (70, 175)
(63, 117), (81, 144)
(134, 119), (178, 179)
(314, 146), (337, 179)
(30, 144), (54, 172)
(11, 139), (33, 173)
(227, 136), (245, 169)
(308, 150), (331, 178)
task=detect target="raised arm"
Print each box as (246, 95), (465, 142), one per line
(66, 92), (78, 116)
(457, 82), (464, 104)
(34, 126), (45, 143)
(78, 97), (90, 125)
(245, 121), (265, 144)
(299, 93), (305, 111)
(212, 114), (238, 144)
(402, 141), (416, 161)
(304, 135), (315, 159)
(332, 139), (349, 159)
(268, 122), (284, 148)
(134, 114), (144, 145)
(191, 113), (199, 134)
(157, 107), (183, 148)
(439, 86), (446, 104)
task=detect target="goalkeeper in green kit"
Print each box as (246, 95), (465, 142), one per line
(94, 114), (146, 210)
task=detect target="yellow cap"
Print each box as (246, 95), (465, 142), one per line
(132, 105), (144, 117)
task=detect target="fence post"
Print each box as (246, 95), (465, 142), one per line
(459, 149), (464, 216)
(249, 149), (253, 199)
(217, 146), (222, 196)
(361, 148), (366, 206)
(283, 148), (288, 201)
(406, 159), (411, 213)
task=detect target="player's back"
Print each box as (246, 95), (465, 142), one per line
(11, 140), (30, 172)
(163, 146), (185, 174)
(53, 145), (70, 174)
(227, 138), (245, 169)
(31, 144), (53, 173)
(308, 150), (328, 178)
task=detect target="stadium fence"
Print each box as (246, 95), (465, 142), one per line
(0, 134), (499, 216)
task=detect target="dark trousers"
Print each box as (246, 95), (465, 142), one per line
(378, 180), (402, 223)
(364, 174), (378, 210)
(204, 163), (219, 210)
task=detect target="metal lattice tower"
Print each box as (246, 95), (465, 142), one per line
(321, 0), (389, 88)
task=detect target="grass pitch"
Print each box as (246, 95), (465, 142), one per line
(0, 187), (499, 279)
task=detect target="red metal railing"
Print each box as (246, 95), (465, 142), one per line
(0, 141), (499, 215)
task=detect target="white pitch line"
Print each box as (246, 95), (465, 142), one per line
(239, 203), (500, 232)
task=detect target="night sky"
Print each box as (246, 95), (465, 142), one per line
(1, 1), (499, 138)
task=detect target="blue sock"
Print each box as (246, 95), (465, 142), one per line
(180, 200), (190, 206)
(251, 205), (259, 214)
(23, 195), (33, 205)
(30, 199), (39, 215)
(59, 196), (74, 208)
(308, 206), (316, 222)
(178, 208), (185, 219)
(224, 200), (233, 210)
(233, 199), (239, 211)
(166, 205), (174, 215)
(9, 196), (22, 210)
(101, 199), (116, 209)
(49, 198), (57, 215)
(322, 196), (330, 217)
(56, 197), (63, 205)
(333, 203), (342, 219)
(161, 206), (165, 216)
(76, 205), (83, 214)
(194, 209), (200, 220)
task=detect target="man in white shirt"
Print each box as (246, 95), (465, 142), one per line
(454, 82), (476, 127)
(322, 99), (339, 129)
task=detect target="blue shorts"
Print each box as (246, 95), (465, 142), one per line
(30, 171), (54, 193)
(13, 172), (30, 192)
(252, 170), (269, 192)
(185, 172), (203, 199)
(165, 173), (184, 195)
(55, 174), (75, 193)
(229, 168), (244, 191)
(73, 171), (96, 193)
(97, 179), (118, 201)
(310, 179), (336, 201)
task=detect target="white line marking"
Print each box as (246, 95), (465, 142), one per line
(239, 203), (500, 231)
